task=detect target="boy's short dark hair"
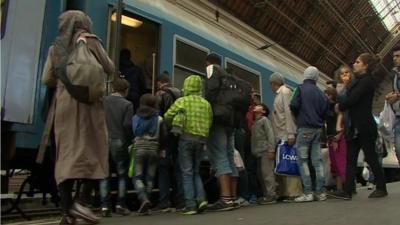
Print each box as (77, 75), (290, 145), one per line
(140, 93), (157, 108)
(157, 72), (170, 84)
(112, 78), (130, 92)
(324, 87), (337, 101)
(206, 53), (221, 65)
(257, 103), (270, 117)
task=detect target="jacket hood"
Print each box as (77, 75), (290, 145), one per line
(303, 79), (317, 85)
(183, 75), (202, 96)
(136, 105), (158, 118)
(303, 66), (319, 81)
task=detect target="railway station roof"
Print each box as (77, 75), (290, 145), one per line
(208, 0), (400, 79)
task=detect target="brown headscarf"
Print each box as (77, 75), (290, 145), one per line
(53, 10), (93, 70)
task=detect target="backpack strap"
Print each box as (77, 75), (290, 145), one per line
(53, 37), (93, 104)
(164, 88), (178, 101)
(289, 84), (302, 116)
(159, 87), (179, 116)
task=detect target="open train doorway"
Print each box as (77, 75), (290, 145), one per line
(108, 10), (160, 96)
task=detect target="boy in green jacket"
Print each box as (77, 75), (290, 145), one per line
(164, 75), (213, 215)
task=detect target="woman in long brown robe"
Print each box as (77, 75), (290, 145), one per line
(42, 10), (114, 225)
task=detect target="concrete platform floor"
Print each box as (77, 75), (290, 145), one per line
(6, 182), (399, 225)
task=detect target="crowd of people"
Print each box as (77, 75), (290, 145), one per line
(41, 11), (400, 225)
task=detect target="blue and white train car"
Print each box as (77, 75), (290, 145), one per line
(2, 0), (397, 171)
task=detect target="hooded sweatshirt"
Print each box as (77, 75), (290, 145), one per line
(290, 66), (328, 128)
(132, 106), (167, 151)
(164, 75), (213, 143)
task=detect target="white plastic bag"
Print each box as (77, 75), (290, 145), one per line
(362, 165), (370, 181)
(233, 149), (245, 169)
(379, 101), (395, 135)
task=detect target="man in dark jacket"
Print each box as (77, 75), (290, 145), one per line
(155, 73), (182, 116)
(290, 66), (328, 203)
(154, 73), (184, 211)
(119, 49), (146, 112)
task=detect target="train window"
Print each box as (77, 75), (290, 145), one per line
(173, 36), (209, 88)
(225, 58), (261, 93)
(173, 67), (196, 90)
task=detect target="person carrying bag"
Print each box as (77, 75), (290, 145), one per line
(275, 140), (300, 176)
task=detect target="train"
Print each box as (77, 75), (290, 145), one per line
(1, 0), (398, 179)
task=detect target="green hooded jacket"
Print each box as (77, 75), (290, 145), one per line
(164, 75), (213, 141)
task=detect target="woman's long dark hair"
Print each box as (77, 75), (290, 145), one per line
(358, 53), (380, 74)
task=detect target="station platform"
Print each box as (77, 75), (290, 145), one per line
(5, 181), (399, 225)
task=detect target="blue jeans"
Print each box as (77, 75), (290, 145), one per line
(179, 139), (206, 208)
(134, 149), (158, 202)
(395, 117), (400, 166)
(100, 139), (129, 208)
(295, 128), (325, 194)
(207, 125), (238, 177)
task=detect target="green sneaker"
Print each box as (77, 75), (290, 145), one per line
(181, 207), (197, 215)
(197, 201), (208, 213)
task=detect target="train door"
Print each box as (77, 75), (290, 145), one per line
(108, 10), (160, 93)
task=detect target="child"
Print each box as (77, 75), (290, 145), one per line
(325, 87), (346, 193)
(164, 75), (213, 215)
(100, 78), (133, 217)
(132, 94), (168, 214)
(250, 104), (276, 204)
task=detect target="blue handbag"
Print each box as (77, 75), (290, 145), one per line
(275, 141), (300, 176)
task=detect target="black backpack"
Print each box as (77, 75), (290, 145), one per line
(159, 87), (181, 116)
(207, 66), (251, 127)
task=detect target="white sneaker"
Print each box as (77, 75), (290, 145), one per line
(315, 192), (327, 201)
(294, 194), (314, 202)
(367, 182), (374, 190)
(235, 197), (250, 207)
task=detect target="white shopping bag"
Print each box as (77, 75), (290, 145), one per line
(379, 101), (395, 135)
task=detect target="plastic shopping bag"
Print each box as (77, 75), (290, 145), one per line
(362, 164), (370, 181)
(233, 149), (245, 170)
(379, 101), (395, 136)
(128, 144), (136, 178)
(275, 141), (300, 176)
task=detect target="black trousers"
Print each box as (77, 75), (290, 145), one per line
(59, 179), (97, 215)
(59, 179), (75, 215)
(234, 129), (249, 199)
(242, 133), (261, 197)
(344, 133), (386, 194)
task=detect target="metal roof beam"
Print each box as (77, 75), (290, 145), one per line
(273, 0), (348, 58)
(353, 0), (384, 44)
(322, 0), (373, 52)
(322, 0), (391, 74)
(252, 6), (321, 57)
(257, 0), (348, 65)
